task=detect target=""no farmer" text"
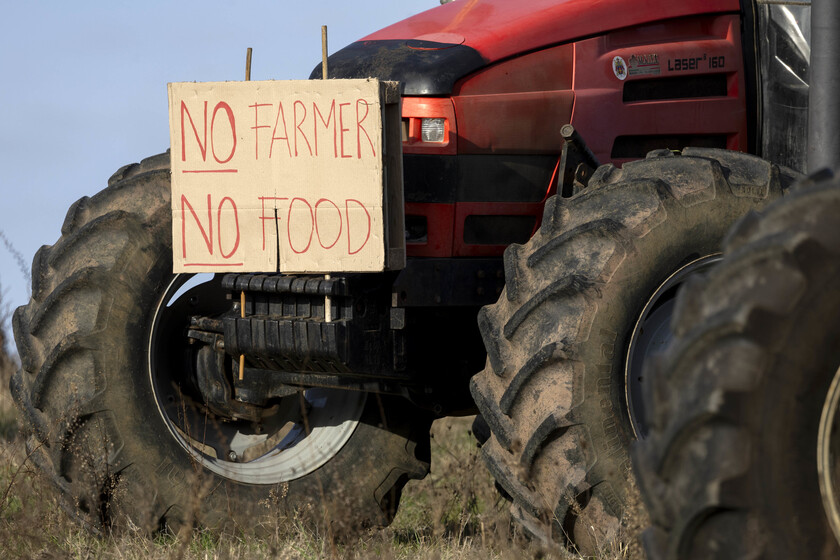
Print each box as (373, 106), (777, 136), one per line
(179, 98), (377, 166)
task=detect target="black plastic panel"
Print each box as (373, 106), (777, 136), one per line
(403, 154), (458, 203)
(403, 154), (555, 203)
(457, 155), (554, 202)
(310, 39), (487, 96)
(463, 215), (535, 245)
(623, 74), (728, 102)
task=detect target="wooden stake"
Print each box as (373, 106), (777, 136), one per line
(245, 47), (252, 81)
(321, 26), (329, 79)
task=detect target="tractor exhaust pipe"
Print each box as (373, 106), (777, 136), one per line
(807, 0), (840, 173)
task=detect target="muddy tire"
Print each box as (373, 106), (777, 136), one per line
(10, 153), (431, 534)
(470, 148), (796, 552)
(633, 179), (840, 559)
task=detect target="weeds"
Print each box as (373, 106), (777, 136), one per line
(0, 229), (31, 296)
(0, 407), (644, 557)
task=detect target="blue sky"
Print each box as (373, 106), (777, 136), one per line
(0, 1), (435, 338)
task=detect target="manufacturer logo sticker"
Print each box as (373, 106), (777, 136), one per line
(612, 56), (627, 80)
(628, 53), (660, 77)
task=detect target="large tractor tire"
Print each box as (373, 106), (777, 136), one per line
(470, 148), (796, 552)
(10, 153), (431, 534)
(633, 179), (840, 559)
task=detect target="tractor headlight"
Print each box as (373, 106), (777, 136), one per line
(421, 118), (446, 143)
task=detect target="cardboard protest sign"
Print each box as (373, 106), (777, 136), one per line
(168, 79), (403, 273)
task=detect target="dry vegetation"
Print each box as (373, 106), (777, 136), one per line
(0, 314), (644, 559)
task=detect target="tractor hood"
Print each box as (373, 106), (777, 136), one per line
(313, 0), (740, 95)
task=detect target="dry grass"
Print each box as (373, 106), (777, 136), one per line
(0, 319), (645, 559)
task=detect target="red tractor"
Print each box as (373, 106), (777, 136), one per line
(10, 0), (811, 554)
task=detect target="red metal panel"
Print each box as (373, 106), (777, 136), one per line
(454, 91), (575, 154)
(452, 43), (575, 154)
(570, 14), (748, 163)
(405, 202), (456, 257)
(363, 0), (740, 66)
(455, 44), (574, 95)
(452, 201), (546, 257)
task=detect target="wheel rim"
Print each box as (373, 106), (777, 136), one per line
(818, 364), (840, 545)
(625, 254), (720, 439)
(148, 273), (366, 484)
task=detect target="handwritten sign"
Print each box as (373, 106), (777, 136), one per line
(168, 79), (402, 273)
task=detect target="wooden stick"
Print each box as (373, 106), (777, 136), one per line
(321, 26), (328, 79)
(325, 274), (332, 322)
(245, 47), (252, 81)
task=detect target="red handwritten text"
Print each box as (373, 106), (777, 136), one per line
(179, 193), (373, 267)
(250, 99), (376, 160)
(258, 196), (372, 257)
(180, 194), (242, 266)
(180, 101), (237, 166)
